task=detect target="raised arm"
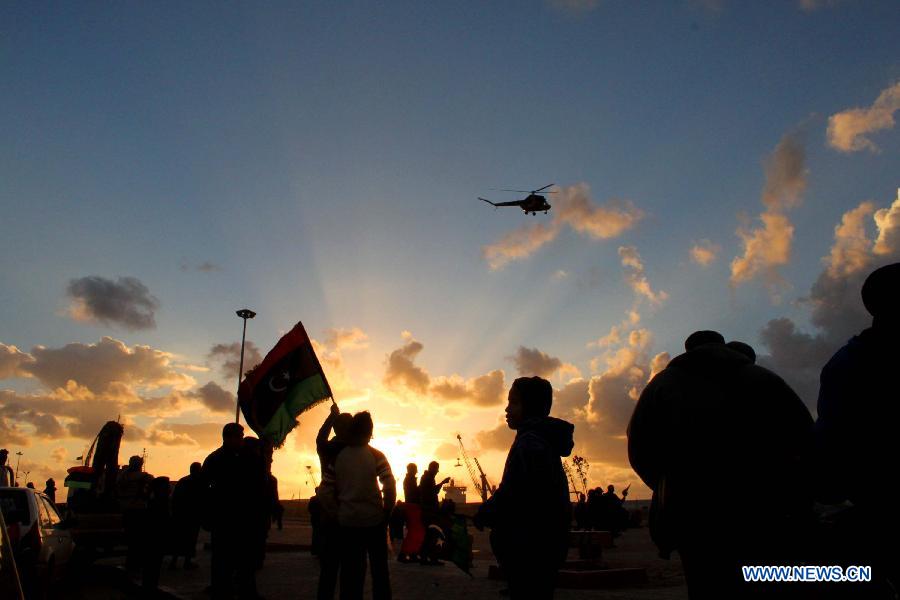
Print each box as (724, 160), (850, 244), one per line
(316, 403), (340, 452)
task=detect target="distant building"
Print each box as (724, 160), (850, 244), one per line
(443, 479), (467, 504)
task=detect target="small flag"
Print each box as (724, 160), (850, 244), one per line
(447, 514), (473, 576)
(238, 321), (333, 447)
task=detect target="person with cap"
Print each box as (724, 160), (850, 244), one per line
(815, 262), (900, 594)
(473, 376), (574, 600)
(43, 478), (57, 503)
(628, 330), (813, 599)
(0, 450), (15, 487)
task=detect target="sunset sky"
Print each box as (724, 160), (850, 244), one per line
(2, 1), (899, 500)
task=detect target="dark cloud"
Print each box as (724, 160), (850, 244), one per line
(66, 276), (159, 330)
(23, 337), (193, 393)
(510, 346), (562, 378)
(383, 339), (430, 395)
(384, 335), (505, 409)
(189, 381), (235, 414)
(208, 342), (262, 380)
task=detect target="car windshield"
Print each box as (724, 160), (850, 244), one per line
(0, 490), (30, 525)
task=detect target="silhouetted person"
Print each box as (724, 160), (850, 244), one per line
(25, 482), (34, 489)
(170, 462), (203, 570)
(726, 340), (756, 364)
(399, 463), (424, 563)
(240, 436), (270, 596)
(316, 404), (353, 600)
(603, 484), (628, 535)
(586, 487), (604, 530)
(335, 411), (396, 600)
(0, 449), (13, 487)
(403, 463), (420, 504)
(629, 330), (813, 599)
(474, 376), (574, 600)
(574, 493), (588, 530)
(117, 455), (153, 575)
(816, 263), (900, 594)
(143, 476), (170, 592)
(203, 422), (257, 600)
(43, 478), (57, 504)
(418, 462), (449, 512)
(261, 439), (284, 562)
(309, 487), (324, 556)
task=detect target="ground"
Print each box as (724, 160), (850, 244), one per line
(63, 520), (688, 600)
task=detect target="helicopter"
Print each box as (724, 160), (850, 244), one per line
(479, 184), (555, 215)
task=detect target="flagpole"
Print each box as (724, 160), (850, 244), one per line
(235, 308), (257, 424)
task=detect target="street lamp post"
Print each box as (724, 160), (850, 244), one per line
(14, 451), (22, 486)
(234, 309), (257, 424)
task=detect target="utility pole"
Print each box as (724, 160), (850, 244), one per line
(234, 308), (257, 424)
(14, 451), (22, 486)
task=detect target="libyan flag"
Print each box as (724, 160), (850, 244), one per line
(238, 321), (333, 447)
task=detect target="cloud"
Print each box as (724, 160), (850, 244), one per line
(0, 343), (34, 380)
(482, 222), (561, 270)
(50, 447), (68, 463)
(434, 442), (459, 461)
(690, 240), (721, 267)
(383, 335), (506, 409)
(759, 189), (900, 409)
(510, 346), (562, 378)
(482, 183), (643, 270)
(619, 246), (668, 305)
(730, 132), (807, 289)
(180, 261), (222, 272)
(23, 337), (194, 393)
(66, 276), (160, 330)
(384, 338), (431, 395)
(324, 327), (369, 351)
(208, 342), (262, 379)
(827, 81), (900, 153)
(189, 381), (235, 413)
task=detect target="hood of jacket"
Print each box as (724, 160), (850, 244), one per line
(518, 416), (575, 457)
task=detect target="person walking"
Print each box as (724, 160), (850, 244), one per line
(474, 376), (574, 600)
(334, 411), (396, 600)
(170, 462), (204, 570)
(628, 330), (813, 599)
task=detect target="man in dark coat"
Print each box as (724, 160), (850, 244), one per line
(202, 422), (259, 600)
(628, 330), (813, 599)
(418, 462), (449, 512)
(474, 376), (574, 600)
(170, 462), (203, 570)
(815, 263), (900, 595)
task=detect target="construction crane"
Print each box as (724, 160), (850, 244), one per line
(456, 434), (494, 502)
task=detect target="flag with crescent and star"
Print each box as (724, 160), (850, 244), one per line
(238, 321), (333, 447)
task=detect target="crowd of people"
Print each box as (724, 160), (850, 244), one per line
(3, 263), (898, 600)
(106, 426), (284, 597)
(573, 484), (630, 534)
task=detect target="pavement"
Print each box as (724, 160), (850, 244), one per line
(129, 522), (688, 600)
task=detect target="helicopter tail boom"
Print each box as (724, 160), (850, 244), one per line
(479, 197), (498, 207)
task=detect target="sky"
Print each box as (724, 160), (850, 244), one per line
(1, 1), (899, 501)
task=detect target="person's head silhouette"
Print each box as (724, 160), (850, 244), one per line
(506, 376), (553, 430)
(189, 462), (202, 477)
(222, 422), (244, 451)
(684, 330), (725, 351)
(127, 455), (143, 471)
(862, 263), (900, 327)
(333, 412), (353, 441)
(726, 340), (756, 363)
(351, 411), (374, 445)
(427, 461), (439, 475)
(406, 463), (418, 475)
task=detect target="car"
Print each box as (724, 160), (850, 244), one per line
(0, 487), (74, 598)
(1, 508), (26, 600)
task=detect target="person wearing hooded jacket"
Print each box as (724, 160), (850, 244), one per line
(628, 330), (813, 600)
(815, 263), (900, 595)
(474, 376), (574, 600)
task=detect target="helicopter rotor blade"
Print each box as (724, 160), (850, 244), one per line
(533, 183), (555, 193)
